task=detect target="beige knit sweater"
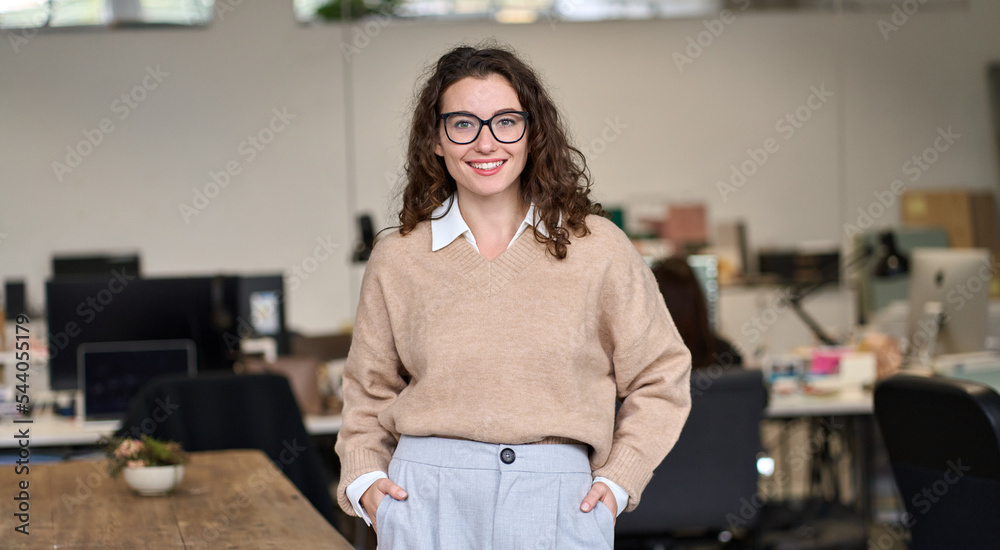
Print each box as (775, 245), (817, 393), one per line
(335, 215), (692, 515)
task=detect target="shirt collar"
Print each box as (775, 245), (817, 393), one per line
(431, 194), (550, 252)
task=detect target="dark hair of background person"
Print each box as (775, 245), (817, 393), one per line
(652, 257), (742, 369)
(397, 42), (604, 260)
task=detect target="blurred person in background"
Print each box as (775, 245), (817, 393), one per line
(652, 257), (743, 370)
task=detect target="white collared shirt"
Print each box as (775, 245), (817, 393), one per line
(430, 193), (547, 253)
(346, 194), (629, 525)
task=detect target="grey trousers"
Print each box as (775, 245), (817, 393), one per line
(376, 435), (615, 550)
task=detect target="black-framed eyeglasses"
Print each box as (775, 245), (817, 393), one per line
(439, 111), (530, 145)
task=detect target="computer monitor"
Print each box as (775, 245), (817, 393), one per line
(52, 254), (141, 280)
(686, 255), (719, 332)
(906, 248), (992, 358)
(46, 274), (288, 391)
(46, 276), (234, 390)
(77, 339), (196, 424)
(3, 280), (26, 320)
(237, 276), (285, 335)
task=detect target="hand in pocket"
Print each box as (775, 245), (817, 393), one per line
(580, 481), (617, 524)
(362, 478), (408, 533)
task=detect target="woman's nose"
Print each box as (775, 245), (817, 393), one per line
(474, 125), (498, 153)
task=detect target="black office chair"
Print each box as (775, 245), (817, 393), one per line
(873, 373), (1000, 550)
(616, 368), (766, 544)
(117, 372), (339, 527)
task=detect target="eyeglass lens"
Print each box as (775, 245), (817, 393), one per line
(444, 112), (526, 144)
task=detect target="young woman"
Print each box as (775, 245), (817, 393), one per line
(335, 44), (692, 549)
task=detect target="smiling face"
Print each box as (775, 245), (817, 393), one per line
(434, 74), (529, 206)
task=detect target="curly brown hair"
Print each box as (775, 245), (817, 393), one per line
(398, 43), (603, 260)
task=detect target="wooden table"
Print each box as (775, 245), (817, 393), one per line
(0, 412), (343, 449)
(0, 449), (353, 549)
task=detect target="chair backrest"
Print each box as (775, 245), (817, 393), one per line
(118, 372), (338, 527)
(616, 368), (766, 536)
(873, 374), (1000, 550)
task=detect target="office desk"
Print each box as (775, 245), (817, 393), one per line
(0, 411), (342, 449)
(0, 449), (351, 549)
(942, 368), (1000, 392)
(763, 385), (876, 527)
(766, 387), (873, 418)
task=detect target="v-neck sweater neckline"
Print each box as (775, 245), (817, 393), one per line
(438, 227), (544, 295)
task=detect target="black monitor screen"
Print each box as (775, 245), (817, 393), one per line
(46, 276), (240, 390)
(80, 340), (195, 419)
(52, 254), (141, 280)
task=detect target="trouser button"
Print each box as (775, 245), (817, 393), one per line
(500, 448), (516, 464)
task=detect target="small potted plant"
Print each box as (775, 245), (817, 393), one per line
(99, 435), (189, 496)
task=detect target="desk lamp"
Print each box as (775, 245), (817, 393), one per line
(873, 231), (909, 279)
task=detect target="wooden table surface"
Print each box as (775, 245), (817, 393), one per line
(1, 449), (352, 549)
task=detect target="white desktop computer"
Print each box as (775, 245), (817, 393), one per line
(906, 248), (993, 359)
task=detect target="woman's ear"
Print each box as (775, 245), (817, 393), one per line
(434, 128), (445, 156)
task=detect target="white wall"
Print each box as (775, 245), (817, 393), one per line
(1, 0), (998, 336)
(1, 2), (351, 333)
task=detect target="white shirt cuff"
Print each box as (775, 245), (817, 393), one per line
(593, 476), (630, 517)
(346, 470), (388, 526)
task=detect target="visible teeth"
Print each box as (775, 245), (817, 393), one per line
(470, 160), (504, 170)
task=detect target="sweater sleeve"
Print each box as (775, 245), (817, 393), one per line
(334, 242), (408, 516)
(591, 227), (692, 513)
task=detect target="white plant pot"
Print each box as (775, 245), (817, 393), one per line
(122, 465), (185, 496)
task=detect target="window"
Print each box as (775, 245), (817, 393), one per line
(296, 0), (721, 22)
(294, 0), (967, 23)
(0, 0), (215, 30)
